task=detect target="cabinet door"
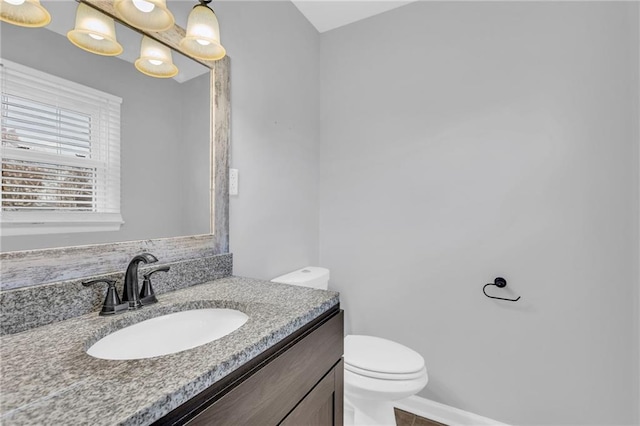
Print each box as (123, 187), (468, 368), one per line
(280, 359), (344, 426)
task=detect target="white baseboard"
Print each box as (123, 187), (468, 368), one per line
(393, 395), (510, 426)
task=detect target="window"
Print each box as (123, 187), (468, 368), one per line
(1, 59), (123, 236)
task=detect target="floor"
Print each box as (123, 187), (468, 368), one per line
(394, 408), (448, 426)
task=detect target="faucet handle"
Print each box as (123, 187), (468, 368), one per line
(139, 266), (170, 306)
(82, 279), (128, 316)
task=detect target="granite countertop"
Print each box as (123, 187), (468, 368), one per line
(0, 276), (340, 425)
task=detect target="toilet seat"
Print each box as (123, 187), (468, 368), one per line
(344, 362), (427, 380)
(344, 335), (425, 377)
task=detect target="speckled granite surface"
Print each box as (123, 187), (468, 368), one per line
(0, 276), (339, 425)
(0, 253), (232, 335)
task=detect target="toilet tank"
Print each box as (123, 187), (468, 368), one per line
(271, 267), (330, 290)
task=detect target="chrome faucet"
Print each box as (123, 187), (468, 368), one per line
(122, 253), (158, 309)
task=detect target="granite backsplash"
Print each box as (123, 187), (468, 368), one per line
(0, 253), (232, 335)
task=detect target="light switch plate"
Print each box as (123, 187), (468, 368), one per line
(229, 168), (239, 195)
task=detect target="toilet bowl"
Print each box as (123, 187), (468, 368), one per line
(344, 334), (428, 425)
(271, 267), (428, 426)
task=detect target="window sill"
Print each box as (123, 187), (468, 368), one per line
(1, 213), (124, 236)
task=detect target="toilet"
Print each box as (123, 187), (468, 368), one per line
(271, 267), (428, 426)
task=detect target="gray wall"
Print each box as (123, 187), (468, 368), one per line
(214, 1), (321, 279)
(0, 24), (210, 251)
(319, 2), (639, 425)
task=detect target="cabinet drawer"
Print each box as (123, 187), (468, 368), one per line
(187, 310), (344, 426)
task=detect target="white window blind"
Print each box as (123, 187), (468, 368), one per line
(1, 58), (123, 236)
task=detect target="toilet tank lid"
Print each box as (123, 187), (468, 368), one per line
(344, 335), (425, 375)
(270, 266), (330, 289)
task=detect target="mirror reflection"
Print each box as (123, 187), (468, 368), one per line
(0, 1), (211, 252)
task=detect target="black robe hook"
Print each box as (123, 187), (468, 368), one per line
(483, 277), (520, 302)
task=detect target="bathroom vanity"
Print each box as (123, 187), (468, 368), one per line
(163, 303), (344, 425)
(0, 274), (343, 425)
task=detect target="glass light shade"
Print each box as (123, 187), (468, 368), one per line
(179, 4), (225, 61)
(114, 0), (174, 32)
(0, 0), (50, 28)
(135, 36), (178, 78)
(67, 3), (123, 56)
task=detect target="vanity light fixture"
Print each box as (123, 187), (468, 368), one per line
(134, 36), (178, 78)
(114, 0), (174, 32)
(180, 0), (226, 61)
(67, 3), (123, 56)
(0, 0), (51, 28)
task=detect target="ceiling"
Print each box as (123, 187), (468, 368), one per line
(291, 0), (415, 33)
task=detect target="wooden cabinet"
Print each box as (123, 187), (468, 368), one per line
(155, 307), (344, 426)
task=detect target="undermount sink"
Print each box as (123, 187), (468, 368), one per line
(87, 308), (249, 360)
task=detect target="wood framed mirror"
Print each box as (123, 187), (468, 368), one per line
(0, 0), (230, 290)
